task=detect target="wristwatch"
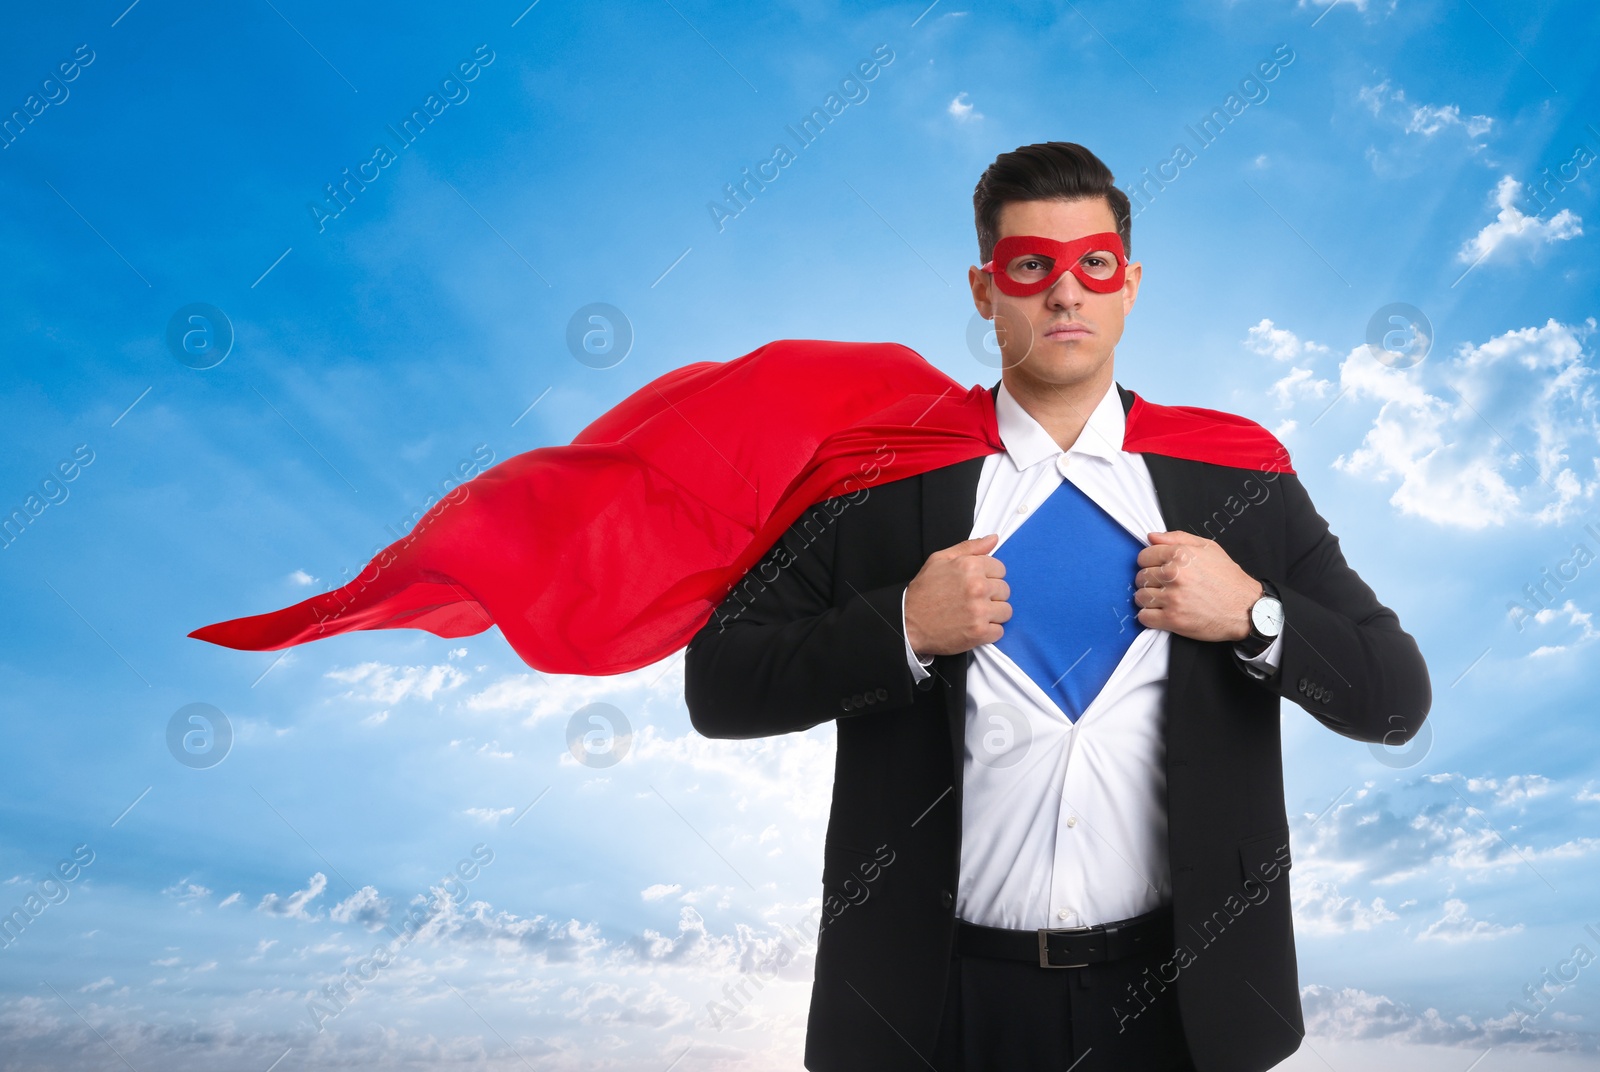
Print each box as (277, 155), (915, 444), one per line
(1237, 578), (1284, 658)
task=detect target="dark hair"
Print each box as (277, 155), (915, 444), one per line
(973, 142), (1132, 264)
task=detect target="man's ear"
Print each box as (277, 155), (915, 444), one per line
(1121, 261), (1142, 316)
(968, 264), (994, 319)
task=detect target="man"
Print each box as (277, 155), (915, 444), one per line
(683, 142), (1432, 1071)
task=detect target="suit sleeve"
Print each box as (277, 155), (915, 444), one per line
(1253, 471), (1432, 744)
(684, 497), (922, 740)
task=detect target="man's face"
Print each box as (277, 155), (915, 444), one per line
(967, 197), (1142, 392)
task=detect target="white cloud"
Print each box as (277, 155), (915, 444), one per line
(1405, 103), (1493, 137)
(451, 738), (515, 760)
(329, 886), (392, 931)
(1459, 175), (1582, 267)
(629, 724), (837, 821)
(420, 899), (610, 965)
(948, 92), (981, 122)
(1270, 366), (1333, 409)
(1461, 773), (1554, 808)
(1298, 776), (1600, 887)
(1359, 80), (1494, 141)
(1299, 983), (1596, 1051)
(288, 569), (318, 586)
(641, 884), (683, 902)
(1357, 79), (1391, 115)
(325, 661), (466, 704)
(1291, 877), (1399, 935)
(0, 998), (576, 1069)
(217, 892), (241, 908)
(678, 885), (734, 909)
(1522, 599), (1600, 657)
(464, 806), (515, 824)
(258, 873), (328, 920)
(465, 656), (680, 725)
(1333, 318), (1600, 528)
(560, 980), (692, 1029)
(0, 894), (835, 1067)
(1418, 898), (1524, 942)
(78, 977), (114, 993)
(1244, 318), (1330, 362)
(160, 880), (211, 904)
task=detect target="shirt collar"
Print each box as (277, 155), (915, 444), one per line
(994, 377), (1126, 472)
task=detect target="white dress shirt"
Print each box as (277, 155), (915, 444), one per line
(897, 378), (1282, 931)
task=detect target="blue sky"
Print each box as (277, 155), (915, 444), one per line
(2, 0), (1598, 1068)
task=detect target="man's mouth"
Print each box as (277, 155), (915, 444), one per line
(1045, 322), (1093, 339)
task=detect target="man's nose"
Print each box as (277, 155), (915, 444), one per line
(1044, 269), (1087, 306)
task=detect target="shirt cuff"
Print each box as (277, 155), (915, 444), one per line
(1234, 630), (1284, 680)
(903, 588), (934, 683)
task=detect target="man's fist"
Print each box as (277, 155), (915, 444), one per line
(904, 532), (1012, 657)
(1134, 530), (1261, 642)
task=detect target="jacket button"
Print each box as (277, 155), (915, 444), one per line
(939, 889), (953, 909)
(1297, 677), (1308, 694)
(876, 687), (889, 700)
(916, 675), (935, 692)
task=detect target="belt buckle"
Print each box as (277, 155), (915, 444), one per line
(1036, 925), (1094, 969)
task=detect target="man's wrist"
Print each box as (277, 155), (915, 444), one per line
(902, 588), (934, 682)
(1235, 577), (1283, 657)
(1236, 578), (1265, 643)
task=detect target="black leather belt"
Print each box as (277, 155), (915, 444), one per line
(956, 906), (1173, 969)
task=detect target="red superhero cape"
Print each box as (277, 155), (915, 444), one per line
(189, 339), (1291, 675)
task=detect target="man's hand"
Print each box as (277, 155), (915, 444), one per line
(904, 533), (1011, 657)
(1134, 531), (1261, 642)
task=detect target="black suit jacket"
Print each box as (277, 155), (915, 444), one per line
(684, 382), (1431, 1071)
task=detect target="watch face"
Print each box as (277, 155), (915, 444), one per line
(1252, 596), (1284, 637)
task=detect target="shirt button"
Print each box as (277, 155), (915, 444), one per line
(1056, 455), (1071, 476)
(1016, 503), (1028, 514)
(1057, 909), (1070, 921)
(1066, 816), (1078, 828)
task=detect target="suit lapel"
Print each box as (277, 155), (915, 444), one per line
(919, 434), (987, 765)
(1116, 383), (1204, 729)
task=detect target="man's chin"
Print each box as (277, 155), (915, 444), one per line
(1005, 344), (1111, 382)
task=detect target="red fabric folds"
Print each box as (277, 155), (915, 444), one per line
(189, 339), (1291, 675)
(1123, 394), (1294, 473)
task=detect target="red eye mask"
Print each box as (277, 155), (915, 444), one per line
(980, 232), (1128, 296)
